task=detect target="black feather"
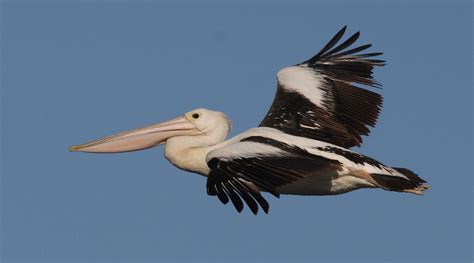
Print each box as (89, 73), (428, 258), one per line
(324, 31), (360, 56)
(333, 44), (372, 57)
(231, 180), (259, 215)
(261, 27), (385, 148)
(215, 183), (229, 204)
(306, 26), (347, 63)
(222, 181), (243, 213)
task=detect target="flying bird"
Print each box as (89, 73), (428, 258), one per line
(70, 26), (428, 214)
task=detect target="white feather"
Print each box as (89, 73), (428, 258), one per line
(210, 127), (407, 179)
(207, 141), (286, 162)
(277, 66), (327, 109)
(300, 123), (320, 129)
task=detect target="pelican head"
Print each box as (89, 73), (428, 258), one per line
(69, 108), (231, 155)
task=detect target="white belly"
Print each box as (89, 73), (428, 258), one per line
(275, 171), (375, 195)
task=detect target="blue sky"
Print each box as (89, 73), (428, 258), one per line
(1, 1), (472, 263)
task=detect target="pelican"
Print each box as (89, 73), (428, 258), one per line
(70, 26), (428, 214)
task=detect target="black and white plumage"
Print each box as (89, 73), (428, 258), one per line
(204, 127), (426, 214)
(71, 26), (428, 215)
(261, 26), (384, 148)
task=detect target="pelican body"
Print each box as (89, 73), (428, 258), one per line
(70, 27), (428, 214)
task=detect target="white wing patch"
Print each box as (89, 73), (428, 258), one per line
(277, 66), (327, 109)
(227, 128), (408, 179)
(206, 141), (286, 162)
(207, 127), (407, 180)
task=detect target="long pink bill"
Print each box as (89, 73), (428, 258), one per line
(69, 116), (201, 153)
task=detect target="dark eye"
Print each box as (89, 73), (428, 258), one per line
(192, 113), (200, 119)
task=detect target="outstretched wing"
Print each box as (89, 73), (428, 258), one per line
(260, 26), (385, 148)
(206, 135), (342, 214)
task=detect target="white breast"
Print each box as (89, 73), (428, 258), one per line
(276, 171), (375, 195)
(164, 138), (211, 176)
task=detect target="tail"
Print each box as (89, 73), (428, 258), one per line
(370, 168), (429, 195)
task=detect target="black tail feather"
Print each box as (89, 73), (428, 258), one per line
(371, 168), (429, 195)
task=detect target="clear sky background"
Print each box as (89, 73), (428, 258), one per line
(1, 1), (472, 263)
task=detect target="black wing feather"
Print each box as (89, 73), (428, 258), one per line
(222, 181), (244, 213)
(230, 180), (259, 215)
(308, 25), (347, 62)
(215, 184), (229, 204)
(206, 137), (342, 214)
(334, 44), (372, 57)
(324, 31), (360, 56)
(260, 26), (385, 148)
